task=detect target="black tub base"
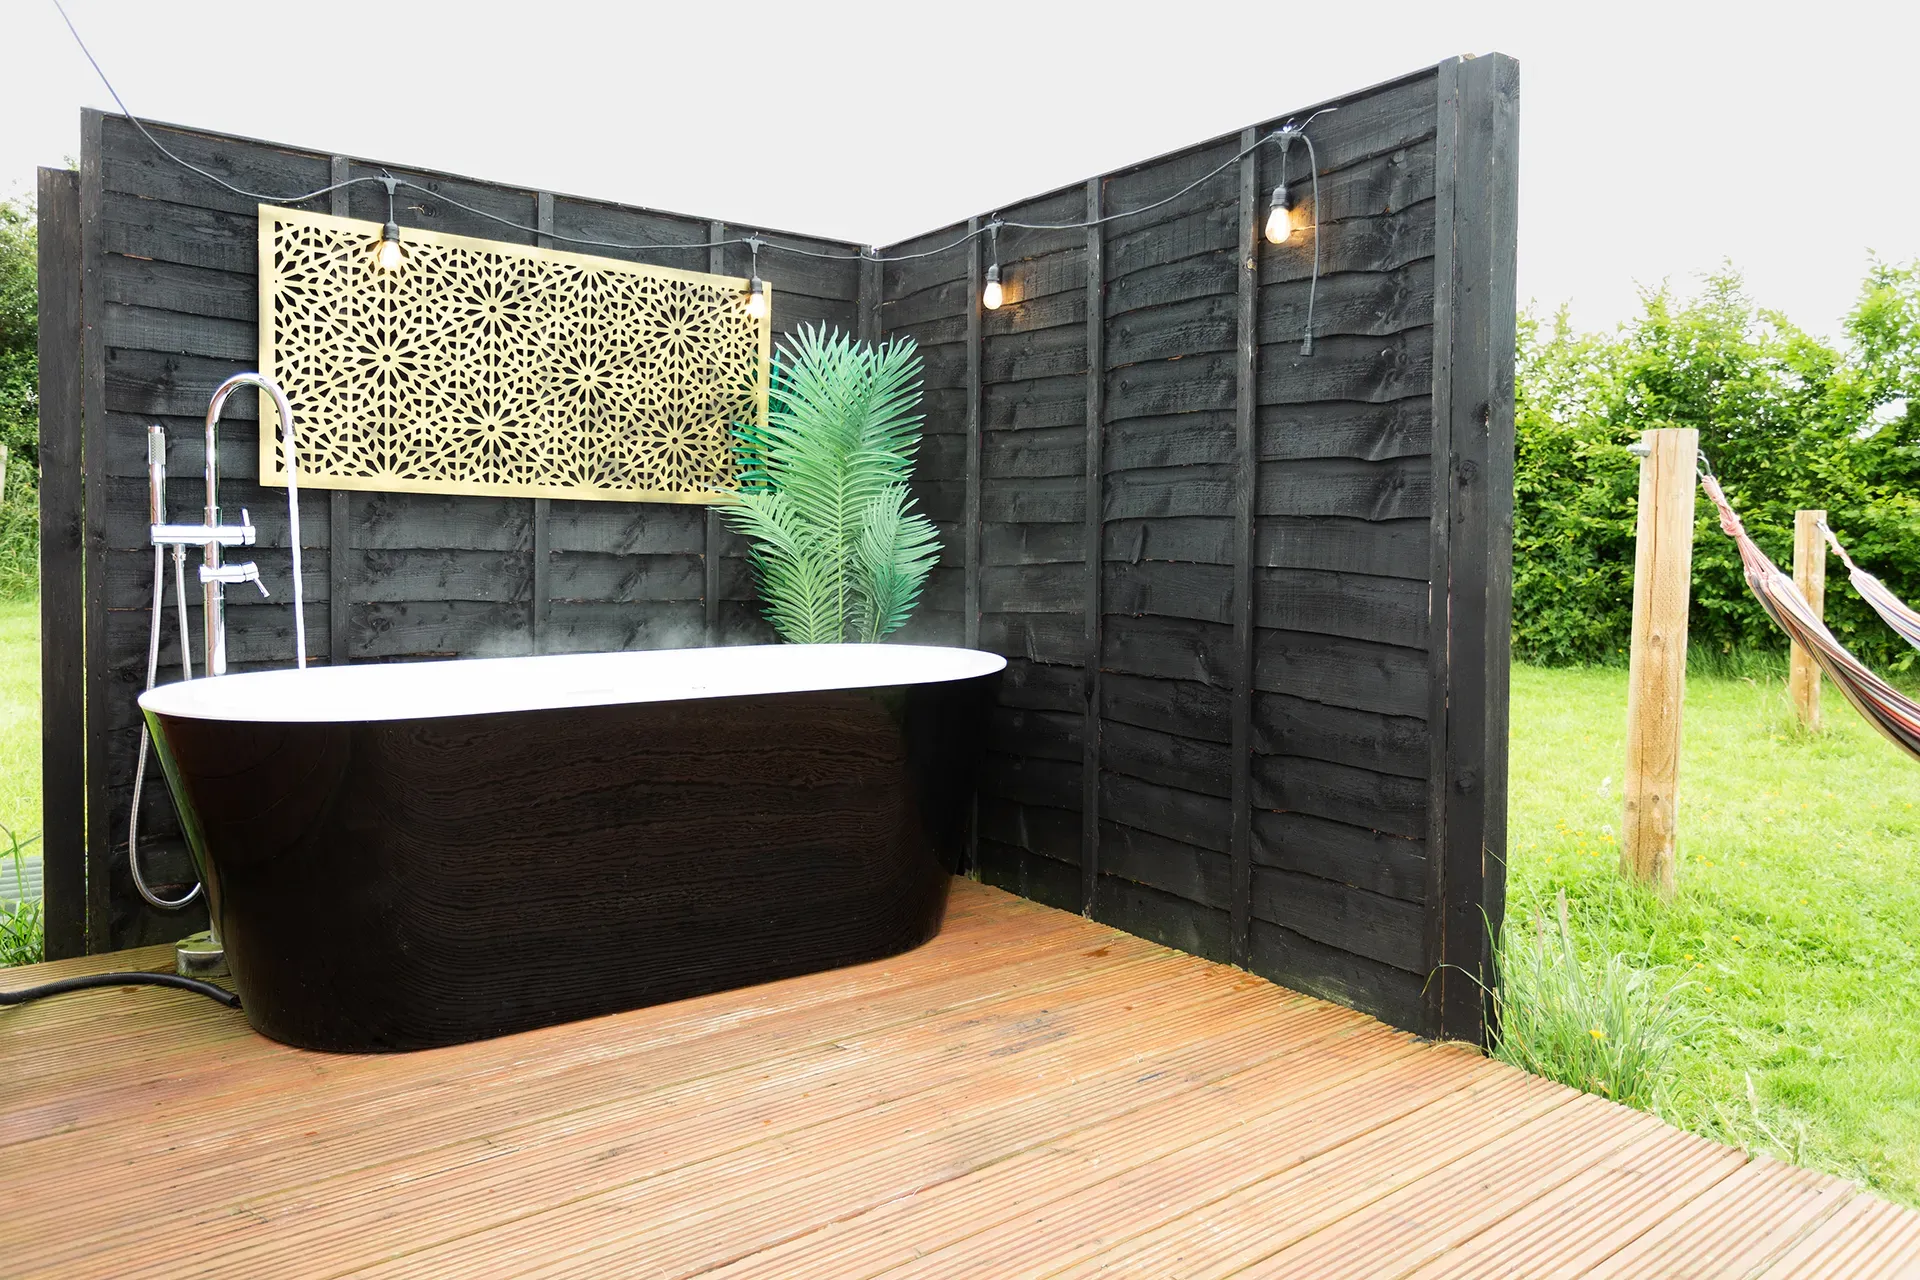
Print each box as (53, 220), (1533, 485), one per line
(142, 646), (1002, 1052)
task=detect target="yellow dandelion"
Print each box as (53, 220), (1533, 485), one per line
(1683, 953), (1693, 961)
(1588, 1028), (1606, 1040)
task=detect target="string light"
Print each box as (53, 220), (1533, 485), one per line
(744, 238), (768, 318)
(1268, 127), (1326, 356)
(1264, 184), (1292, 245)
(981, 223), (1004, 310)
(377, 225), (404, 271)
(375, 177), (404, 272)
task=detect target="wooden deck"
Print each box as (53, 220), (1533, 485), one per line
(3, 880), (1915, 1278)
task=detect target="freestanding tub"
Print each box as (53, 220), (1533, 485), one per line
(140, 644), (1005, 1052)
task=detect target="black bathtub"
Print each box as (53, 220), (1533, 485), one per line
(140, 644), (1005, 1052)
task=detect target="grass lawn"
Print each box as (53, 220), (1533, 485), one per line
(1, 596), (35, 840)
(1510, 662), (1920, 1207)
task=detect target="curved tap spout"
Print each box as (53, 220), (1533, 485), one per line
(203, 373), (307, 673)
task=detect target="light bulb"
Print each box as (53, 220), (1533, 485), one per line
(1264, 186), (1292, 245)
(745, 277), (767, 319)
(982, 263), (1004, 311)
(376, 221), (404, 271)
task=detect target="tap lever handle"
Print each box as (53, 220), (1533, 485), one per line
(199, 561), (268, 596)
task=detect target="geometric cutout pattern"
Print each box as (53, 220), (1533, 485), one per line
(257, 204), (769, 504)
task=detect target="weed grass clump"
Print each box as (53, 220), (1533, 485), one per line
(1493, 889), (1693, 1111)
(1, 823), (42, 968)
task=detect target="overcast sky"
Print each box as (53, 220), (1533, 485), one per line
(4, 0), (1914, 341)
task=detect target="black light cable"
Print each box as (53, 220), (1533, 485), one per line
(1, 971), (241, 1010)
(1265, 125), (1325, 356)
(53, 0), (1336, 294)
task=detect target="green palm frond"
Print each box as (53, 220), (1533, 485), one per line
(717, 325), (934, 644)
(852, 484), (943, 643)
(722, 490), (844, 645)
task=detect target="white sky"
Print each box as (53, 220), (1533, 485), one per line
(4, 0), (1915, 342)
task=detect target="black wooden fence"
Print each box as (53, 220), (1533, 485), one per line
(39, 54), (1517, 1043)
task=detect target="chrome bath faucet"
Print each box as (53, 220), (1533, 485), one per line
(147, 372), (307, 677)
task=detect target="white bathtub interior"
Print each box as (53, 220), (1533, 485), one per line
(139, 645), (1008, 724)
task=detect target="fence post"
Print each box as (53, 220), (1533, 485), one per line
(1789, 509), (1827, 731)
(1621, 427), (1698, 896)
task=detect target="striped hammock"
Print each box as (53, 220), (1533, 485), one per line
(1820, 521), (1920, 654)
(1699, 473), (1920, 762)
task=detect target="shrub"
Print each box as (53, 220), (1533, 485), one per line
(0, 196), (35, 600)
(1514, 263), (1920, 672)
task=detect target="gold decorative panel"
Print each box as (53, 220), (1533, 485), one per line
(256, 205), (770, 503)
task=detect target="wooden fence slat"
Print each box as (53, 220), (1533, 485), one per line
(532, 193), (556, 655)
(859, 247), (881, 346)
(1421, 67), (1458, 1038)
(707, 221), (727, 647)
(966, 217), (984, 878)
(329, 157), (353, 666)
(37, 166), (87, 959)
(966, 217), (983, 650)
(1431, 54), (1520, 1042)
(80, 110), (112, 951)
(1081, 178), (1105, 917)
(1230, 128), (1259, 967)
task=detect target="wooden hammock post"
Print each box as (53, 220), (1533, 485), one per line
(1622, 428), (1698, 896)
(1789, 509), (1827, 731)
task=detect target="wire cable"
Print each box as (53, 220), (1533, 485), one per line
(993, 108), (1338, 234)
(1294, 130), (1325, 356)
(50, 0), (370, 205)
(0, 970), (241, 1010)
(52, 0), (1339, 272)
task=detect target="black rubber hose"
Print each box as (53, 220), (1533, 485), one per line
(0, 971), (241, 1009)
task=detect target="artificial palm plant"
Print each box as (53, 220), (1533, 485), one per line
(719, 325), (942, 644)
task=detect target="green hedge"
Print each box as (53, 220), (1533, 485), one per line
(0, 197), (35, 600)
(1514, 264), (1920, 672)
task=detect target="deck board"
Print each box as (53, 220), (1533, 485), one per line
(2, 878), (1914, 1278)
